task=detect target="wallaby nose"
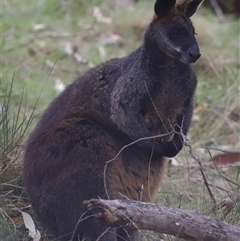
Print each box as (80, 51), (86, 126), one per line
(188, 47), (201, 63)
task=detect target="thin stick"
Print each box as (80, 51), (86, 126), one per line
(182, 134), (216, 205)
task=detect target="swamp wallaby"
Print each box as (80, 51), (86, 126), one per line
(23, 0), (203, 240)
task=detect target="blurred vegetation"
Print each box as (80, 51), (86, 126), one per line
(1, 0), (239, 240)
(204, 0), (240, 15)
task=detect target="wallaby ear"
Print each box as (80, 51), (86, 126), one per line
(154, 0), (176, 18)
(177, 0), (204, 18)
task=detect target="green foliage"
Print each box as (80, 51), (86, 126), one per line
(0, 76), (38, 241)
(0, 75), (37, 174)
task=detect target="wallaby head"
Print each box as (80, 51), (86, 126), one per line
(148, 0), (204, 64)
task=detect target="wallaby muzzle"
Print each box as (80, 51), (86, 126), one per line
(188, 45), (201, 63)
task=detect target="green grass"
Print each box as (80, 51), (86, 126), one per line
(0, 77), (37, 241)
(1, 0), (240, 240)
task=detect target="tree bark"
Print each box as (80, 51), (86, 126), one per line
(83, 199), (240, 241)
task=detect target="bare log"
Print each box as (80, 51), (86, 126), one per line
(83, 199), (240, 241)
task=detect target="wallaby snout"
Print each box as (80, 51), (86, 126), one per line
(188, 46), (201, 63)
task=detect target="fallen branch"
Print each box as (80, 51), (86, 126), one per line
(84, 199), (240, 241)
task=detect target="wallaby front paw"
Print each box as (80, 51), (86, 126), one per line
(150, 141), (164, 160)
(162, 136), (183, 158)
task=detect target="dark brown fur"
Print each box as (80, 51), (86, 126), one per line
(23, 0), (203, 240)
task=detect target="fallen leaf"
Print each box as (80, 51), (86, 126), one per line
(169, 158), (180, 167)
(210, 152), (240, 165)
(22, 211), (36, 238)
(93, 6), (112, 24)
(55, 79), (65, 92)
(34, 230), (41, 241)
(33, 24), (46, 31)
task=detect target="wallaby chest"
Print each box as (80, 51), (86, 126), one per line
(143, 65), (197, 141)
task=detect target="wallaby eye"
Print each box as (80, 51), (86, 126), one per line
(171, 28), (181, 37)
